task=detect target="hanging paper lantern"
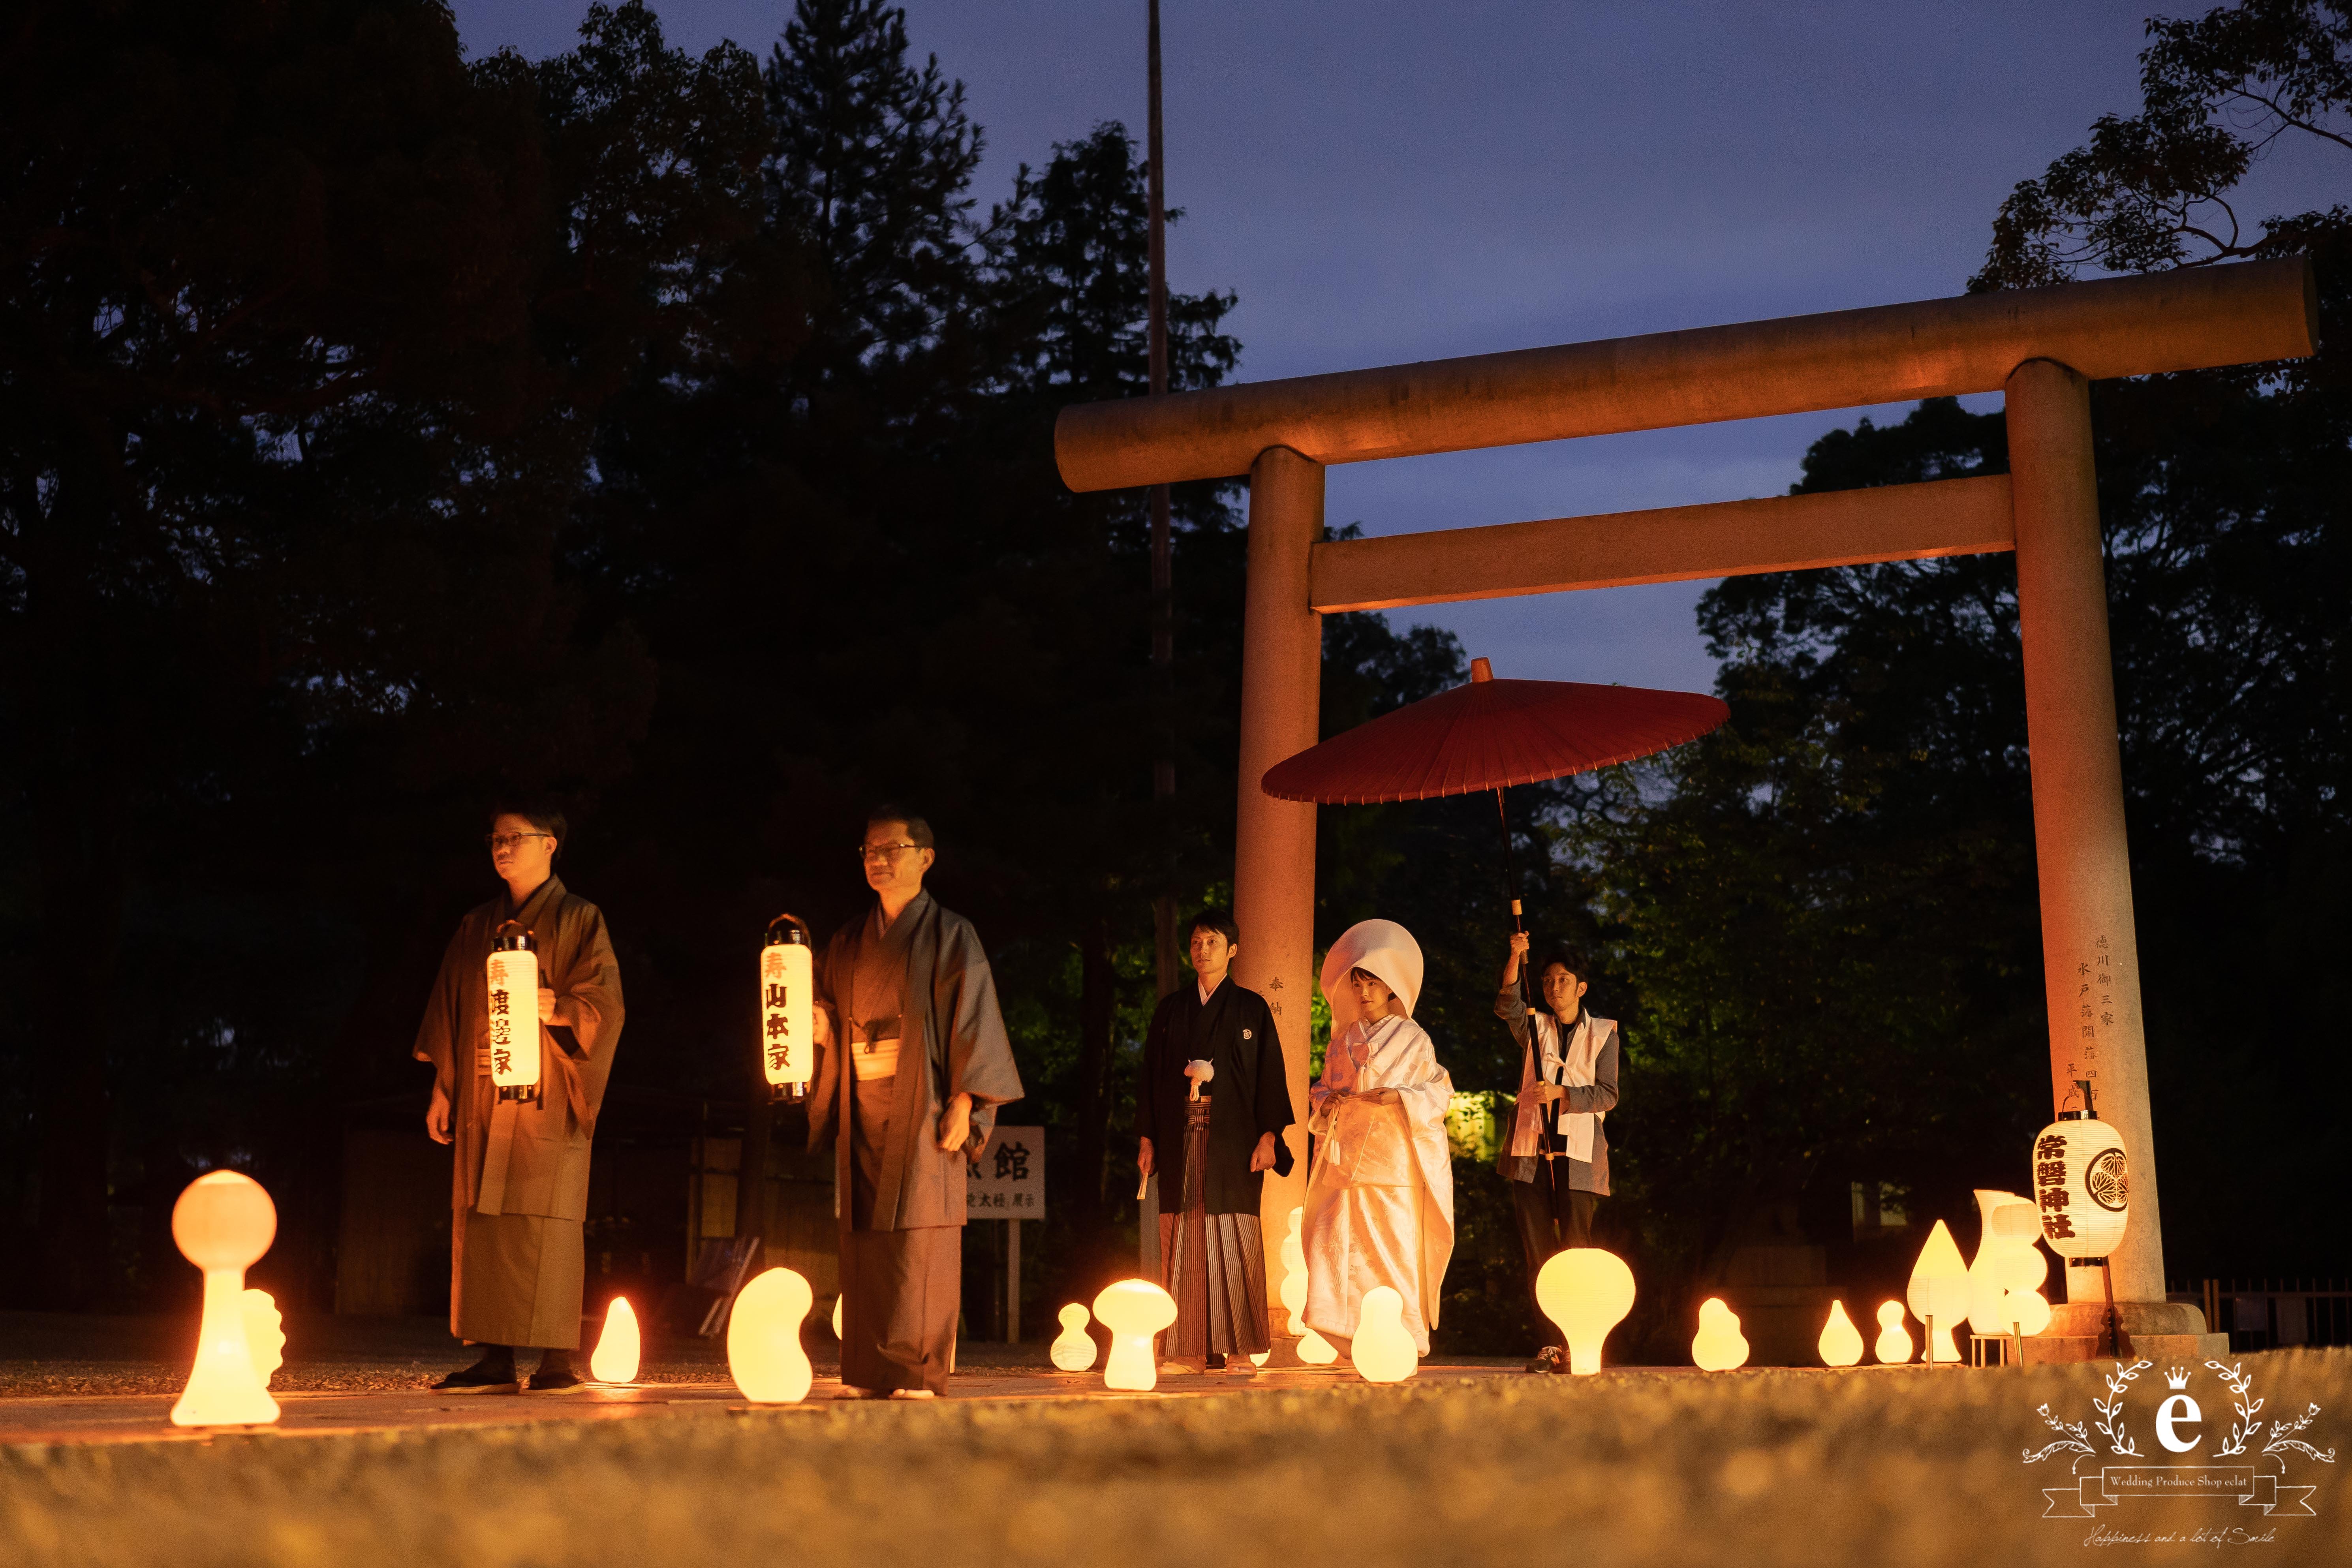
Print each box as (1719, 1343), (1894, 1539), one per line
(1351, 1286), (1418, 1382)
(168, 1172), (281, 1428)
(1873, 1301), (1914, 1365)
(1691, 1297), (1750, 1371)
(1818, 1300), (1864, 1367)
(486, 923), (541, 1104)
(2029, 1104), (2129, 1263)
(1093, 1279), (1178, 1391)
(759, 916), (815, 1104)
(1050, 1304), (1098, 1372)
(1535, 1248), (1637, 1376)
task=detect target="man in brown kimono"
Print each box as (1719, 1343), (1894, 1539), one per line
(414, 804), (624, 1393)
(810, 807), (1023, 1398)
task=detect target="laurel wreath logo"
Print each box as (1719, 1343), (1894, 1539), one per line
(2023, 1359), (2338, 1467)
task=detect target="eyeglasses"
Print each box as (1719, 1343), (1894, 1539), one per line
(485, 832), (554, 852)
(856, 843), (923, 863)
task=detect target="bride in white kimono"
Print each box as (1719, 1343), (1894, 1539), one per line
(1303, 920), (1456, 1356)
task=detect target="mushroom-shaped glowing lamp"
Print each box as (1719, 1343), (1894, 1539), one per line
(1050, 1303), (1098, 1372)
(242, 1290), (284, 1386)
(1184, 1058), (1214, 1100)
(1351, 1286), (1418, 1382)
(1874, 1301), (1915, 1364)
(591, 1296), (641, 1385)
(1818, 1299), (1864, 1367)
(1691, 1297), (1750, 1371)
(486, 923), (542, 1104)
(728, 1267), (814, 1403)
(1093, 1279), (1178, 1391)
(169, 1171), (282, 1427)
(1536, 1247), (1636, 1376)
(759, 916), (815, 1104)
(1906, 1219), (1969, 1365)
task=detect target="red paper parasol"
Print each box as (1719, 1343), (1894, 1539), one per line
(1261, 659), (1727, 805)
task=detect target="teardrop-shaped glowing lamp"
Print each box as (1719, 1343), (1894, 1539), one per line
(1691, 1297), (1750, 1371)
(1536, 1247), (1636, 1376)
(1818, 1300), (1864, 1367)
(169, 1171), (282, 1427)
(241, 1289), (284, 1387)
(831, 1293), (843, 1340)
(1050, 1303), (1097, 1372)
(1279, 1206), (1309, 1333)
(1906, 1219), (1969, 1364)
(1874, 1301), (1915, 1364)
(728, 1267), (814, 1403)
(1350, 1285), (1418, 1382)
(485, 925), (542, 1104)
(1093, 1279), (1178, 1391)
(759, 917), (815, 1104)
(591, 1296), (641, 1385)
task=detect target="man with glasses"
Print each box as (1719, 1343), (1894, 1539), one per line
(808, 807), (1023, 1398)
(412, 803), (625, 1394)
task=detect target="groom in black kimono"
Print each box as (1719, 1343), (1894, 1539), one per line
(1135, 908), (1294, 1370)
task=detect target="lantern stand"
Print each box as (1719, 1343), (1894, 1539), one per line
(2059, 1080), (2128, 1360)
(489, 922), (542, 1108)
(761, 915), (815, 1105)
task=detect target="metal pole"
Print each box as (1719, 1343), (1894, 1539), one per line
(1148, 0), (1181, 1000)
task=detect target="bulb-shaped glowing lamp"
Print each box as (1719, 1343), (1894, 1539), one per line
(1874, 1301), (1915, 1364)
(2002, 1286), (2053, 1338)
(1818, 1299), (1864, 1367)
(1691, 1297), (1750, 1371)
(759, 916), (814, 1104)
(1536, 1247), (1636, 1376)
(486, 924), (541, 1104)
(1093, 1279), (1178, 1391)
(1350, 1286), (1418, 1382)
(242, 1290), (284, 1386)
(1906, 1219), (1969, 1364)
(1050, 1303), (1097, 1372)
(591, 1296), (641, 1384)
(728, 1267), (814, 1403)
(169, 1171), (282, 1427)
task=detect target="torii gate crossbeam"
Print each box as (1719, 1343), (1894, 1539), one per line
(1057, 257), (2316, 1363)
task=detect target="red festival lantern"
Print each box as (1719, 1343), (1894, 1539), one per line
(487, 922), (541, 1105)
(761, 915), (814, 1104)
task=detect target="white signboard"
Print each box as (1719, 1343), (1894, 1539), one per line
(968, 1124), (1044, 1218)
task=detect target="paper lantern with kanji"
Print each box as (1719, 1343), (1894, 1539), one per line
(486, 924), (541, 1104)
(2029, 1112), (2129, 1261)
(759, 916), (814, 1104)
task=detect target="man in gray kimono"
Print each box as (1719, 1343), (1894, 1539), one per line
(810, 807), (1023, 1398)
(415, 803), (624, 1393)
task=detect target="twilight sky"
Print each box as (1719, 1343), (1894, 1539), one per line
(453, 1), (2336, 693)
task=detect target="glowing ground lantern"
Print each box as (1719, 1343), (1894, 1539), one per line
(242, 1290), (284, 1386)
(486, 922), (541, 1105)
(1536, 1247), (1636, 1375)
(1351, 1286), (1418, 1382)
(1907, 1220), (1969, 1365)
(1094, 1279), (1178, 1391)
(591, 1296), (641, 1385)
(728, 1268), (814, 1403)
(1874, 1301), (1914, 1364)
(1818, 1300), (1864, 1367)
(760, 915), (815, 1104)
(1050, 1304), (1097, 1372)
(169, 1171), (281, 1428)
(1691, 1298), (1750, 1371)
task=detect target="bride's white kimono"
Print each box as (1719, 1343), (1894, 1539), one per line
(1303, 921), (1456, 1355)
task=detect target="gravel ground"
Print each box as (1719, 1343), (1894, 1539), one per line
(2, 1348), (2343, 1567)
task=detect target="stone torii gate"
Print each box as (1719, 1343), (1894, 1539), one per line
(1057, 257), (2314, 1360)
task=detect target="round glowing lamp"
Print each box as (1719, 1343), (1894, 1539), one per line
(486, 923), (542, 1106)
(1874, 1301), (1914, 1364)
(1818, 1299), (1864, 1367)
(1906, 1219), (1969, 1365)
(1692, 1297), (1750, 1371)
(1093, 1279), (1178, 1391)
(591, 1296), (641, 1385)
(169, 1171), (281, 1427)
(1050, 1304), (1097, 1372)
(728, 1267), (814, 1403)
(1536, 1247), (1636, 1376)
(1351, 1286), (1418, 1382)
(759, 916), (815, 1104)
